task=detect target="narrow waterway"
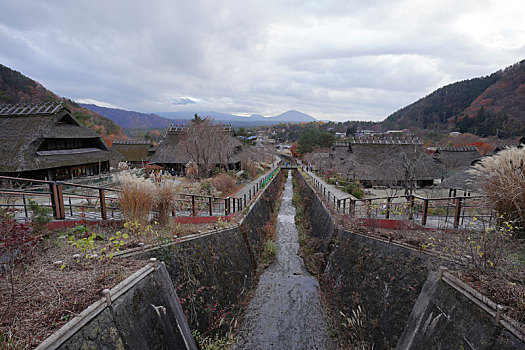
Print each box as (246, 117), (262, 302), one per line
(235, 171), (335, 350)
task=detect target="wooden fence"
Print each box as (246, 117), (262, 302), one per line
(300, 168), (494, 229)
(0, 168), (279, 222)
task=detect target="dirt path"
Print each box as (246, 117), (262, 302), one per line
(234, 171), (335, 350)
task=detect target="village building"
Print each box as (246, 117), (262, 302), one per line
(111, 140), (155, 168)
(306, 138), (442, 188)
(432, 146), (481, 174)
(149, 124), (244, 176)
(0, 102), (118, 181)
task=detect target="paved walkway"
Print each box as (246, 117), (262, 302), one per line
(303, 170), (350, 200)
(234, 156), (281, 199)
(234, 170), (335, 350)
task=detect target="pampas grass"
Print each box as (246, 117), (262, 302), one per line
(469, 146), (525, 228)
(154, 180), (178, 225)
(118, 173), (156, 224)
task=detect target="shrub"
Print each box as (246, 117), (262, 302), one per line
(244, 162), (258, 178)
(211, 174), (236, 195)
(118, 173), (156, 224)
(469, 146), (525, 231)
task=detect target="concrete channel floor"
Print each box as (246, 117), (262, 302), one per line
(234, 171), (335, 350)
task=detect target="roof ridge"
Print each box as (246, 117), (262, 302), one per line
(0, 102), (65, 117)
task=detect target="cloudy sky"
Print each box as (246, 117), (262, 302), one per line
(1, 0), (524, 121)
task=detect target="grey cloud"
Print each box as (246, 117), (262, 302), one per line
(0, 0), (524, 121)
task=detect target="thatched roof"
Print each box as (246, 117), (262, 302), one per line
(326, 141), (442, 182)
(0, 102), (115, 172)
(111, 140), (154, 162)
(433, 146), (481, 172)
(438, 166), (480, 191)
(150, 124), (242, 166)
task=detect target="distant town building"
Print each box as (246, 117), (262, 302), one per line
(0, 103), (118, 181)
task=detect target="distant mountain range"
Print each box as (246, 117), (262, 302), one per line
(382, 59), (525, 137)
(79, 104), (318, 128)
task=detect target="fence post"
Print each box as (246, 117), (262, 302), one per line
(22, 194), (28, 218)
(49, 183), (62, 220)
(422, 199), (428, 226)
(192, 195), (196, 216)
(249, 188), (252, 201)
(333, 195), (336, 208)
(99, 189), (107, 220)
(408, 195), (414, 220)
(343, 198), (346, 214)
(366, 199), (372, 218)
(232, 197), (236, 213)
(350, 199), (356, 217)
(454, 198), (462, 228)
(337, 199), (340, 211)
(209, 197), (213, 216)
(224, 198), (229, 215)
(244, 194), (247, 208)
(385, 197), (391, 219)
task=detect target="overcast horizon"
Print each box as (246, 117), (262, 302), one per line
(1, 1), (524, 122)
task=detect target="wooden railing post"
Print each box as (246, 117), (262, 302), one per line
(49, 183), (64, 220)
(337, 199), (341, 211)
(209, 197), (213, 216)
(386, 197), (391, 219)
(422, 199), (429, 226)
(99, 189), (107, 220)
(350, 199), (356, 217)
(343, 198), (346, 214)
(56, 184), (65, 219)
(408, 195), (414, 220)
(192, 195), (196, 216)
(232, 197), (236, 213)
(454, 198), (462, 228)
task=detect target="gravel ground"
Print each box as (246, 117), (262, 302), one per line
(234, 171), (335, 350)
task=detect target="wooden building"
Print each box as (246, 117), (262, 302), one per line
(432, 146), (481, 173)
(111, 140), (155, 167)
(0, 103), (118, 181)
(150, 124), (243, 176)
(307, 138), (442, 188)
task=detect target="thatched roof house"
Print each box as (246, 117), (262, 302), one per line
(150, 124), (244, 175)
(111, 140), (155, 167)
(0, 102), (117, 180)
(308, 139), (442, 187)
(433, 146), (481, 173)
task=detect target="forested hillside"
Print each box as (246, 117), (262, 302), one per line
(382, 60), (525, 138)
(0, 64), (126, 144)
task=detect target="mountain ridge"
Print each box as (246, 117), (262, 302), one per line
(382, 59), (525, 137)
(80, 105), (318, 128)
(0, 64), (126, 143)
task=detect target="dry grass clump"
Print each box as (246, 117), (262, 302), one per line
(118, 173), (156, 224)
(154, 180), (178, 225)
(469, 146), (525, 230)
(211, 174), (236, 195)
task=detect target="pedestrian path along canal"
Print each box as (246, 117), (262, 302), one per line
(235, 170), (335, 349)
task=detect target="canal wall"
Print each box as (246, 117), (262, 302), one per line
(293, 169), (524, 349)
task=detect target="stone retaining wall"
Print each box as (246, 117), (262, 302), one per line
(293, 169), (524, 349)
